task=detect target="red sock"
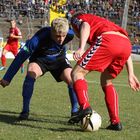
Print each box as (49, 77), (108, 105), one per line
(102, 85), (120, 124)
(74, 79), (90, 109)
(1, 54), (6, 67)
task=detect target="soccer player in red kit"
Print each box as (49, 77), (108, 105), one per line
(68, 11), (140, 131)
(0, 19), (23, 71)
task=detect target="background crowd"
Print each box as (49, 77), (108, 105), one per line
(0, 0), (140, 46)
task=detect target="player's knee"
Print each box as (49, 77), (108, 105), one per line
(28, 63), (43, 78)
(100, 79), (113, 87)
(71, 72), (83, 82)
(27, 71), (37, 79)
(71, 70), (76, 81)
(65, 79), (73, 85)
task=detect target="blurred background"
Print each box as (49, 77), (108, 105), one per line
(0, 0), (140, 58)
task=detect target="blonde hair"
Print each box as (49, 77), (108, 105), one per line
(51, 17), (69, 33)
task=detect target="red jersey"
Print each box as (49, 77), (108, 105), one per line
(71, 13), (128, 44)
(7, 27), (21, 45)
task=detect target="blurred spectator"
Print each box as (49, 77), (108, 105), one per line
(0, 0), (139, 44)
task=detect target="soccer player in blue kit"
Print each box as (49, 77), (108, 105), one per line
(0, 18), (79, 120)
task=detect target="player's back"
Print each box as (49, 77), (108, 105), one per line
(72, 13), (128, 44)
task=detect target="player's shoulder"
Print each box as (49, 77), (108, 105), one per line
(14, 26), (21, 31)
(34, 26), (51, 39)
(37, 26), (51, 35)
(40, 26), (51, 32)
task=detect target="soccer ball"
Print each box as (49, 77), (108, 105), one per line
(81, 110), (102, 132)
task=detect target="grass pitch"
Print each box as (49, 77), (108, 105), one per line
(0, 60), (140, 140)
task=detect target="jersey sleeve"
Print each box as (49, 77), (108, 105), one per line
(3, 27), (50, 82)
(2, 32), (41, 82)
(3, 49), (30, 82)
(25, 36), (39, 54)
(3, 31), (39, 82)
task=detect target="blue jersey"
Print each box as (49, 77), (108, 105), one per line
(3, 27), (74, 82)
(27, 27), (74, 61)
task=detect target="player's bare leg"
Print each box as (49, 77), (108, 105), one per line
(60, 68), (79, 118)
(68, 65), (92, 124)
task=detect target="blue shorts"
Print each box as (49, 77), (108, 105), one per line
(29, 57), (72, 82)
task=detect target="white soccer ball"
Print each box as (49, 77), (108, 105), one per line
(81, 110), (102, 132)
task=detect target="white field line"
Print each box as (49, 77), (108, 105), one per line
(87, 80), (129, 87)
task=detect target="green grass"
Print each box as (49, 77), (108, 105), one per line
(0, 60), (140, 140)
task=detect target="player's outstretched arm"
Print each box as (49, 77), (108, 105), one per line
(125, 56), (140, 91)
(2, 47), (30, 83)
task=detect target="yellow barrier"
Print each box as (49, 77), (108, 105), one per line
(49, 5), (66, 25)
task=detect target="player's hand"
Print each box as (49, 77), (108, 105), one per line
(73, 48), (85, 61)
(128, 74), (140, 91)
(0, 79), (10, 88)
